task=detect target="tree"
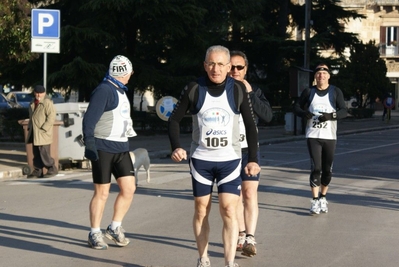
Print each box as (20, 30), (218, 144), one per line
(0, 0), (40, 89)
(0, 0), (35, 62)
(0, 0), (371, 109)
(21, 0), (219, 101)
(334, 40), (391, 107)
(290, 0), (365, 56)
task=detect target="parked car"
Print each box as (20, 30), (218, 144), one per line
(49, 92), (65, 103)
(0, 93), (14, 112)
(345, 96), (359, 110)
(6, 91), (33, 108)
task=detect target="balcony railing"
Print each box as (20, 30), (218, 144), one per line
(379, 44), (399, 57)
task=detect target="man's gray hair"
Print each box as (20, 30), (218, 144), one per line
(205, 45), (230, 62)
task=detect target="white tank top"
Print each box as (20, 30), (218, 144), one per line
(306, 92), (337, 140)
(191, 90), (241, 161)
(94, 90), (136, 142)
(238, 115), (248, 148)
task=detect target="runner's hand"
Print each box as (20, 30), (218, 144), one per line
(244, 162), (260, 177)
(305, 111), (314, 119)
(84, 137), (99, 161)
(318, 112), (335, 122)
(171, 148), (187, 162)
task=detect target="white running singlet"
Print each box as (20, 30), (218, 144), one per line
(306, 92), (337, 140)
(94, 90), (135, 142)
(191, 90), (241, 161)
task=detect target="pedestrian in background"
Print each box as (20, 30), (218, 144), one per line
(26, 85), (57, 178)
(168, 45), (260, 267)
(83, 55), (137, 250)
(382, 92), (395, 121)
(293, 63), (347, 215)
(228, 50), (273, 257)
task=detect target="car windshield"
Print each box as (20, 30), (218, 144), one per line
(16, 93), (33, 102)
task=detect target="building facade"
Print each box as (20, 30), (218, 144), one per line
(342, 0), (399, 98)
(292, 0), (399, 105)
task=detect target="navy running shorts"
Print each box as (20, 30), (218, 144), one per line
(189, 157), (242, 197)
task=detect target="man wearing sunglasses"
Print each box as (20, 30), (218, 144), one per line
(229, 51), (272, 257)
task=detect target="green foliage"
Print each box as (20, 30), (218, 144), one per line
(0, 0), (37, 63)
(0, 0), (372, 109)
(334, 40), (391, 106)
(290, 0), (365, 55)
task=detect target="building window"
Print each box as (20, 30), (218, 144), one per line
(380, 26), (398, 56)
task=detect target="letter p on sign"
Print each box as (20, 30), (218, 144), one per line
(31, 9), (60, 38)
(38, 13), (54, 34)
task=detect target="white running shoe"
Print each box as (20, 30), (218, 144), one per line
(105, 225), (130, 246)
(236, 232), (246, 251)
(242, 235), (257, 257)
(310, 199), (321, 215)
(197, 258), (211, 267)
(319, 197), (328, 213)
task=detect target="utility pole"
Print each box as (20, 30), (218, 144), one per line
(295, 0), (312, 135)
(304, 0), (311, 69)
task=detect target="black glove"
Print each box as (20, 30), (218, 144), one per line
(305, 111), (314, 119)
(318, 112), (335, 122)
(84, 137), (99, 161)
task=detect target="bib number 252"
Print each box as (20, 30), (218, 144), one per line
(312, 121), (327, 128)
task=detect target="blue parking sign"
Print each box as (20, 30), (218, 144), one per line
(31, 9), (60, 38)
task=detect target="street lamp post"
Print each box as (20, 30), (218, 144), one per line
(304, 0), (311, 69)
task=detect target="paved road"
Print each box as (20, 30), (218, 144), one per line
(2, 110), (399, 180)
(1, 128), (399, 267)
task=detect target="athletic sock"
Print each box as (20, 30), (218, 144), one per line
(111, 221), (121, 230)
(90, 228), (101, 234)
(319, 193), (326, 198)
(313, 197), (319, 200)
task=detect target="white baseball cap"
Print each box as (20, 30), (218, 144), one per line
(109, 55), (133, 77)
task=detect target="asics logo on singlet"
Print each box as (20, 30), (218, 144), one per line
(206, 129), (227, 136)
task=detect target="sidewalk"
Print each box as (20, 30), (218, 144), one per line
(1, 110), (398, 180)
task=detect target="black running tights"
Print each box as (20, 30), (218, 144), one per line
(306, 138), (336, 187)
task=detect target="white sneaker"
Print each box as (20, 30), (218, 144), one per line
(236, 232), (246, 251)
(197, 258), (211, 267)
(310, 199), (320, 215)
(319, 197), (328, 213)
(241, 235), (257, 257)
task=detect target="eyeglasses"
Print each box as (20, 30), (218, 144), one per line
(231, 65), (246, 71)
(205, 62), (230, 68)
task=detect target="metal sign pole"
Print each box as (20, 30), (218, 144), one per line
(43, 53), (47, 92)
